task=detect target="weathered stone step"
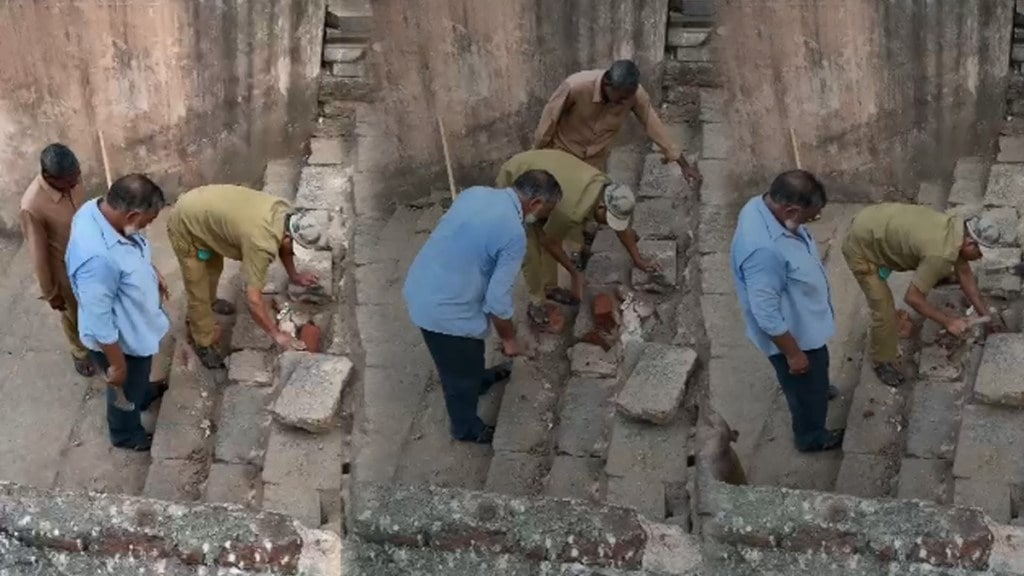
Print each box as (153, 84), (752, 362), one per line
(262, 157), (302, 201)
(947, 156), (989, 206)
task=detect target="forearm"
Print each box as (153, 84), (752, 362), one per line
(246, 289), (281, 336)
(770, 332), (803, 358)
(100, 342), (127, 380)
(615, 229), (643, 262)
(956, 265), (989, 316)
(905, 292), (953, 327)
(489, 315), (516, 342)
(278, 246), (298, 279)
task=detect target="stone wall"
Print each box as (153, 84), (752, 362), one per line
(1009, 3), (1024, 118)
(714, 0), (1012, 203)
(0, 0), (325, 236)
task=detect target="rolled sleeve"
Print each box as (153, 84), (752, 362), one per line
(534, 80), (572, 149)
(73, 255), (120, 345)
(741, 248), (788, 337)
(912, 256), (955, 294)
(482, 232), (527, 320)
(242, 245), (276, 289)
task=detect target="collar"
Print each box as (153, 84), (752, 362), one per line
(504, 187), (524, 221)
(37, 175), (67, 203)
(591, 73), (604, 103)
(88, 198), (141, 249)
(755, 194), (809, 242)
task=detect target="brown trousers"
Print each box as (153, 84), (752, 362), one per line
(167, 214), (223, 348)
(842, 239), (899, 364)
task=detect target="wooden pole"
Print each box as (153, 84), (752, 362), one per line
(98, 130), (112, 188)
(437, 114), (457, 201)
(789, 127), (802, 169)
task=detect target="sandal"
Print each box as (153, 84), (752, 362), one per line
(546, 287), (580, 306)
(73, 357), (97, 378)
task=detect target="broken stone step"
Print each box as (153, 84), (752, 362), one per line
(329, 61), (366, 78)
(983, 164), (1024, 209)
(615, 344), (697, 425)
(666, 26), (711, 48)
(269, 352), (353, 433)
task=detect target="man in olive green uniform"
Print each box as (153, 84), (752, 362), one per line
(167, 185), (323, 368)
(496, 149), (657, 327)
(842, 204), (998, 387)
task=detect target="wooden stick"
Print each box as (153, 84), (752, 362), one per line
(98, 130), (112, 188)
(437, 114), (457, 201)
(789, 126), (802, 169)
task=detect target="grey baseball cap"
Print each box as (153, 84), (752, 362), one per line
(603, 182), (636, 232)
(965, 215), (999, 248)
(287, 211), (327, 249)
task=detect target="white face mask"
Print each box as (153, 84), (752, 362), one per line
(124, 225), (138, 237)
(783, 219), (799, 232)
(524, 213), (538, 225)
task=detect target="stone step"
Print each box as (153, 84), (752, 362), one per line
(319, 74), (376, 103)
(262, 157), (302, 201)
(947, 156), (989, 206)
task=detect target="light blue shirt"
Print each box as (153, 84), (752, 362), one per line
(730, 195), (835, 357)
(65, 199), (170, 357)
(403, 186), (526, 340)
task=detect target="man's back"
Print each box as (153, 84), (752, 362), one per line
(172, 185), (289, 261)
(403, 186), (525, 339)
(496, 150), (605, 225)
(846, 203), (961, 271)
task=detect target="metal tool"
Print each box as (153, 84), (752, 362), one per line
(105, 368), (136, 412)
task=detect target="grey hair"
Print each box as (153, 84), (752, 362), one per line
(513, 169), (563, 205)
(767, 170), (826, 209)
(606, 60), (641, 92)
(106, 174), (166, 213)
(40, 143), (79, 179)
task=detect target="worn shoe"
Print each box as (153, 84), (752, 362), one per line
(194, 345), (226, 370)
(474, 425), (496, 444)
(114, 434), (153, 452)
(480, 361), (513, 396)
(827, 385), (840, 401)
(873, 362), (905, 388)
(73, 357), (98, 378)
(798, 429), (845, 453)
(211, 299), (236, 315)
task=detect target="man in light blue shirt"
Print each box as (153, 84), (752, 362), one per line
(66, 174), (170, 451)
(403, 170), (562, 443)
(731, 170), (843, 453)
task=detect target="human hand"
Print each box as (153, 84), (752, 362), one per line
(105, 363), (128, 388)
(944, 316), (970, 338)
(502, 336), (536, 359)
(633, 256), (661, 273)
(290, 271), (319, 288)
(274, 330), (307, 351)
(786, 350), (810, 375)
(680, 162), (703, 189)
(48, 294), (66, 312)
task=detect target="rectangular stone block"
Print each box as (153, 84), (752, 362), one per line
(905, 379), (966, 460)
(985, 164), (1024, 208)
(666, 26), (710, 48)
(231, 295), (276, 350)
(545, 456), (601, 500)
(953, 404), (1024, 484)
(955, 478), (1012, 523)
(700, 294), (748, 358)
(697, 204), (736, 254)
(632, 239), (677, 291)
(917, 345), (962, 382)
(999, 135), (1024, 163)
(270, 352), (353, 432)
(331, 61), (366, 78)
(492, 362), (561, 453)
(982, 206), (1020, 246)
(637, 153), (680, 199)
(700, 252), (732, 295)
(616, 344), (697, 425)
(143, 459), (204, 502)
(896, 458), (952, 504)
(568, 343), (618, 378)
(263, 482), (322, 528)
(586, 251), (631, 287)
(296, 165), (350, 212)
(916, 180), (945, 209)
(606, 473), (666, 520)
(632, 198), (677, 240)
(215, 385), (271, 464)
(699, 88), (724, 123)
(835, 453), (895, 498)
(205, 463), (257, 507)
(262, 424), (344, 491)
(701, 122), (729, 160)
(605, 414), (689, 482)
(844, 360), (907, 455)
(290, 245), (334, 301)
(948, 156), (987, 205)
(698, 159), (734, 206)
(323, 44), (366, 63)
(307, 137), (348, 166)
(151, 351), (216, 460)
(484, 451), (545, 496)
(975, 333), (1024, 407)
(556, 377), (616, 457)
(978, 247), (1023, 298)
(226, 349), (272, 385)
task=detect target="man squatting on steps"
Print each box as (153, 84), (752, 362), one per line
(403, 171), (562, 444)
(166, 185), (324, 369)
(842, 204), (1001, 388)
(731, 170), (844, 453)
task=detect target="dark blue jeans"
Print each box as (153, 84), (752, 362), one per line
(88, 351), (154, 448)
(420, 329), (507, 440)
(768, 346), (831, 451)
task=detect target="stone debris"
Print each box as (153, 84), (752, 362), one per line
(226, 349), (272, 385)
(270, 352), (353, 432)
(568, 342), (618, 377)
(633, 240), (678, 292)
(616, 344), (698, 425)
(296, 165), (351, 212)
(974, 333), (1024, 407)
(978, 246), (1022, 296)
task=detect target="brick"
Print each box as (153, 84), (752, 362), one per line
(985, 164), (1024, 208)
(556, 377), (617, 457)
(638, 153), (680, 199)
(999, 135), (1024, 163)
(592, 292), (617, 331)
(955, 479), (1012, 523)
(262, 424), (344, 491)
(975, 333), (1024, 407)
(204, 463), (257, 506)
(545, 456), (601, 500)
(701, 122), (729, 160)
(953, 404), (1024, 484)
(270, 352), (352, 432)
(948, 157), (987, 205)
(632, 198), (677, 240)
(633, 240), (677, 290)
(699, 252), (731, 294)
(616, 344), (697, 425)
(844, 360), (907, 455)
(231, 295), (276, 350)
(492, 361), (561, 453)
(835, 453), (895, 498)
(569, 343), (618, 377)
(215, 385), (271, 464)
(263, 482), (322, 528)
(226, 349), (272, 385)
(917, 345), (962, 382)
(143, 458), (204, 502)
(296, 165), (350, 212)
(150, 350), (216, 460)
(323, 43), (366, 63)
(605, 414), (689, 482)
(896, 458), (952, 504)
(606, 473), (666, 520)
(484, 452), (545, 496)
(905, 379), (967, 459)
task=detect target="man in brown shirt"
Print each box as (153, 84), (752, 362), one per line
(20, 143), (95, 376)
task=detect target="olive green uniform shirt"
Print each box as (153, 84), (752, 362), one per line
(495, 149), (609, 241)
(171, 185), (290, 289)
(845, 203), (964, 293)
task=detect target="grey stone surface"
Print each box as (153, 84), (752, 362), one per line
(290, 245), (335, 301)
(605, 413), (689, 482)
(492, 361), (561, 453)
(699, 88), (724, 123)
(667, 26), (710, 48)
(327, 307), (353, 356)
(263, 482), (322, 528)
(632, 198), (677, 240)
(835, 453), (894, 498)
(323, 44), (366, 63)
(844, 360), (907, 455)
(585, 251), (631, 286)
(142, 459), (204, 502)
(975, 333), (1024, 407)
(606, 473), (666, 520)
(916, 180), (945, 209)
(984, 164), (1024, 208)
(917, 345), (962, 382)
(616, 344), (697, 425)
(262, 157), (302, 200)
(954, 478), (1012, 523)
(231, 295), (276, 350)
(638, 153), (680, 198)
(905, 379), (966, 460)
(484, 451), (545, 496)
(896, 458), (951, 504)
(701, 122), (729, 160)
(700, 294), (748, 358)
(262, 424), (344, 491)
(556, 377), (616, 457)
(983, 206), (1020, 246)
(307, 137), (348, 165)
(953, 404), (1024, 484)
(151, 355), (217, 461)
(414, 204), (444, 233)
(948, 156), (987, 205)
(544, 456), (601, 500)
(331, 61), (365, 77)
(633, 239), (677, 289)
(354, 260), (400, 305)
(270, 352), (353, 432)
(226, 349), (272, 385)
(698, 159), (735, 205)
(999, 135), (1024, 163)
(215, 385), (271, 464)
(700, 252), (732, 294)
(697, 204), (738, 254)
(296, 165), (350, 212)
(204, 463), (257, 506)
(568, 343), (618, 378)
(978, 247), (1022, 296)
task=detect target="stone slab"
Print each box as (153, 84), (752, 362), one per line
(307, 137), (348, 165)
(905, 379), (966, 460)
(638, 153), (680, 199)
(699, 252), (732, 294)
(698, 159), (735, 206)
(984, 164), (1024, 208)
(606, 473), (666, 520)
(556, 377), (617, 457)
(605, 413), (689, 482)
(270, 352), (353, 432)
(484, 451), (545, 496)
(544, 456), (601, 500)
(834, 453), (895, 498)
(323, 44), (366, 63)
(843, 359), (907, 455)
(290, 245), (334, 302)
(492, 361), (561, 453)
(701, 122), (729, 160)
(955, 478), (1012, 523)
(916, 180), (945, 210)
(231, 295), (276, 350)
(150, 352), (216, 461)
(975, 333), (1024, 407)
(568, 343), (618, 378)
(999, 135), (1024, 163)
(697, 204), (737, 254)
(983, 206), (1020, 246)
(585, 251), (631, 287)
(896, 458), (952, 504)
(142, 458), (204, 503)
(917, 345), (962, 382)
(226, 349), (272, 385)
(699, 88), (724, 123)
(978, 247), (1022, 297)
(953, 404), (1024, 484)
(616, 344), (697, 425)
(632, 198), (677, 240)
(331, 61), (365, 77)
(666, 26), (711, 48)
(215, 385), (271, 464)
(296, 165), (350, 212)
(262, 424), (344, 491)
(948, 156), (987, 205)
(263, 482), (322, 528)
(633, 239), (678, 290)
(204, 463), (257, 507)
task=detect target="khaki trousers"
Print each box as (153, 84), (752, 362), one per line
(523, 226), (560, 306)
(167, 213), (223, 348)
(58, 283), (89, 361)
(842, 239), (899, 364)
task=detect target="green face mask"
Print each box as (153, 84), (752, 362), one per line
(197, 248), (212, 262)
(878, 267), (892, 280)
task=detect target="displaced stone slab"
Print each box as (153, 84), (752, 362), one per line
(226, 349), (272, 385)
(205, 463), (257, 507)
(568, 343), (619, 378)
(605, 413), (689, 482)
(917, 345), (962, 382)
(607, 473), (666, 520)
(296, 165), (350, 212)
(905, 379), (966, 460)
(484, 451), (546, 497)
(701, 122), (729, 160)
(978, 246), (1022, 297)
(984, 164), (1024, 208)
(948, 156), (987, 205)
(953, 404), (1024, 484)
(263, 482), (323, 528)
(262, 424), (344, 491)
(896, 458), (951, 504)
(545, 456), (601, 500)
(349, 482), (649, 569)
(955, 478), (1012, 524)
(632, 198), (678, 240)
(638, 153), (680, 199)
(616, 344), (697, 425)
(215, 385), (271, 464)
(835, 453), (895, 498)
(975, 333), (1024, 407)
(143, 458), (205, 502)
(270, 352), (353, 432)
(843, 360), (907, 455)
(632, 239), (678, 290)
(699, 253), (731, 294)
(556, 377), (617, 457)
(999, 135), (1024, 163)
(492, 361), (562, 453)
